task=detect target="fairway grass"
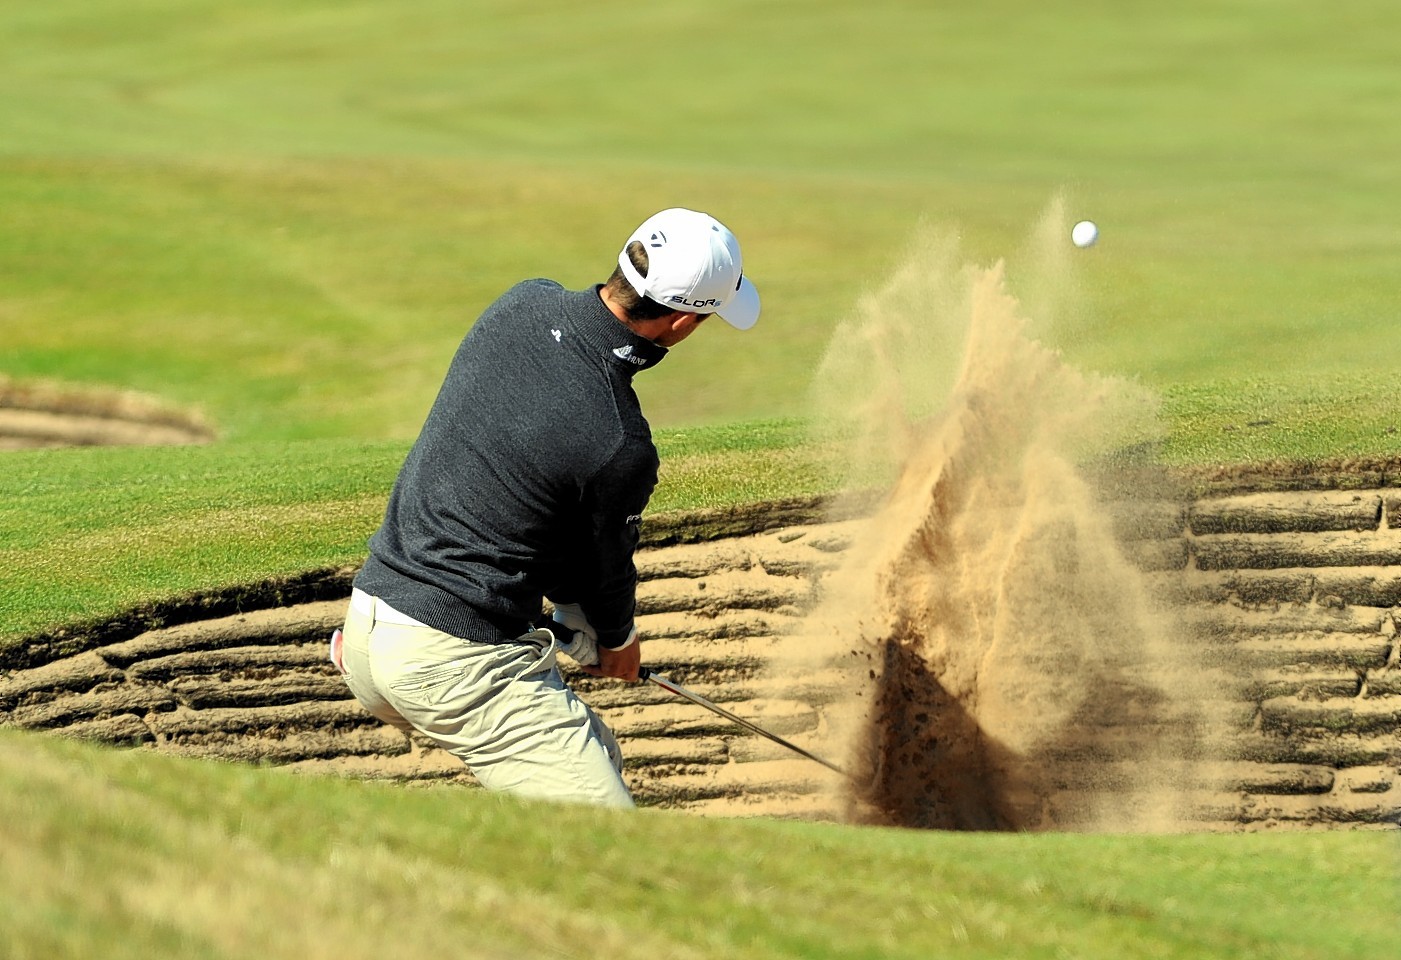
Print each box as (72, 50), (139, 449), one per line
(0, 422), (836, 649)
(3, 0), (1400, 444)
(2, 729), (1395, 960)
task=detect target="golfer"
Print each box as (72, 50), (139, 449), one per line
(334, 208), (760, 807)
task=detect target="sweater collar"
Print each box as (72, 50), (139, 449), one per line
(568, 286), (668, 374)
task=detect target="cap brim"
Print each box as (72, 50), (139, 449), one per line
(717, 276), (760, 331)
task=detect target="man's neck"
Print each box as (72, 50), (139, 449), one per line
(598, 285), (632, 326)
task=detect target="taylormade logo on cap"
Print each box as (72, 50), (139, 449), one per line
(618, 208), (760, 331)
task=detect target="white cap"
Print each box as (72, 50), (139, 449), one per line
(618, 208), (760, 330)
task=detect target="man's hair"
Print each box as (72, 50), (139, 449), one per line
(604, 241), (675, 321)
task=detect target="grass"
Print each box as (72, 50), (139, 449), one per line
(0, 422), (835, 648)
(2, 0), (1400, 955)
(2, 0), (1400, 443)
(2, 730), (1394, 960)
(1161, 377), (1401, 464)
(0, 439), (398, 645)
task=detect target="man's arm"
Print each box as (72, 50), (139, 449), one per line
(545, 440), (657, 668)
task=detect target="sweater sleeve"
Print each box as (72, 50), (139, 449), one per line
(548, 440), (657, 649)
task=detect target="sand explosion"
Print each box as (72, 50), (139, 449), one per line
(800, 208), (1221, 830)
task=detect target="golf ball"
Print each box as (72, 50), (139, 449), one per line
(1071, 220), (1099, 248)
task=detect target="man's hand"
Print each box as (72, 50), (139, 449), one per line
(582, 630), (641, 682)
(549, 602), (599, 666)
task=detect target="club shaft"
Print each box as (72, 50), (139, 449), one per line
(640, 667), (848, 777)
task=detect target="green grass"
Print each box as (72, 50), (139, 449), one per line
(0, 439), (397, 645)
(0, 421), (834, 648)
(2, 730), (1394, 960)
(2, 0), (1400, 444)
(3, 0), (1400, 955)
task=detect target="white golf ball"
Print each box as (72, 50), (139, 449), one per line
(1071, 220), (1099, 248)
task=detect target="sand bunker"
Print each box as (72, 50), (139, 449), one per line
(1, 486), (1398, 831)
(0, 377), (213, 449)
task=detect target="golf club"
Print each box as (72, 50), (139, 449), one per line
(639, 666), (849, 777)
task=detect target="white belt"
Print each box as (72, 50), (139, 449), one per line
(350, 587), (429, 627)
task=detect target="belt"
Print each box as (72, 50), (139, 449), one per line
(350, 587), (429, 627)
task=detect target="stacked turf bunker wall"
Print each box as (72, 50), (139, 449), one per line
(2, 486), (1399, 830)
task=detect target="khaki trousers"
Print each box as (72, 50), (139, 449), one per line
(337, 592), (633, 809)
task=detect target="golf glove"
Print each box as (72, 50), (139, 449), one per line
(549, 602), (600, 667)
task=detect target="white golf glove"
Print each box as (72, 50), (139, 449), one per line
(549, 602), (600, 667)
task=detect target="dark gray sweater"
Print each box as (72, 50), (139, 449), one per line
(354, 280), (666, 649)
